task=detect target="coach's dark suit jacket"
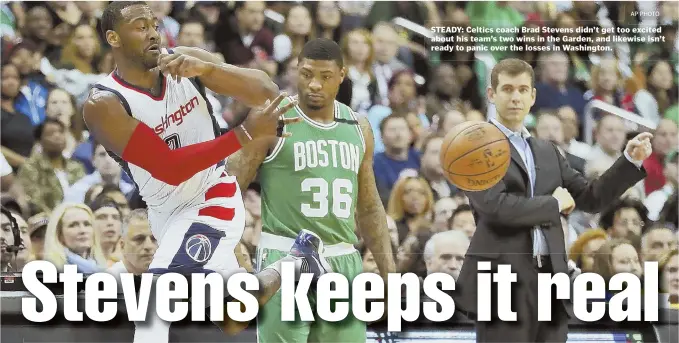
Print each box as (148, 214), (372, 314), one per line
(454, 135), (646, 318)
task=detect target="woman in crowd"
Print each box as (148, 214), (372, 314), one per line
(341, 28), (376, 113)
(387, 176), (434, 245)
(387, 176), (434, 276)
(585, 58), (636, 120)
(311, 1), (341, 42)
(593, 239), (643, 300)
(658, 248), (678, 308)
(43, 202), (106, 273)
(59, 23), (102, 75)
(273, 4), (314, 63)
(1, 63), (34, 169)
(569, 229), (608, 273)
(635, 58), (678, 123)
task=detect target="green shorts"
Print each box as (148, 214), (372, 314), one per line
(256, 246), (366, 343)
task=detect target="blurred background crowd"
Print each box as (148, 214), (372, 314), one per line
(0, 1), (677, 308)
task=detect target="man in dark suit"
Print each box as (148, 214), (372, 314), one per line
(454, 59), (653, 343)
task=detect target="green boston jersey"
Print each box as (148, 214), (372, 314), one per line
(258, 95), (366, 245)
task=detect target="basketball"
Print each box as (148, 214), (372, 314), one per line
(439, 121), (511, 192)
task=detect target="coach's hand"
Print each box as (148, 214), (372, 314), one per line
(157, 50), (211, 82)
(235, 93), (301, 144)
(625, 132), (653, 162)
(552, 187), (575, 215)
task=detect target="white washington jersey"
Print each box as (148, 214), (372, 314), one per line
(93, 70), (246, 275)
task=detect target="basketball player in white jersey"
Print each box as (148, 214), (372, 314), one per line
(83, 2), (330, 342)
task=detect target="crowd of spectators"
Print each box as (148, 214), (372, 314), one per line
(0, 1), (677, 308)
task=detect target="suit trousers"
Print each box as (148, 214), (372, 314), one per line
(474, 257), (569, 343)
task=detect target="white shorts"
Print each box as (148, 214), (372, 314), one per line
(147, 177), (247, 278)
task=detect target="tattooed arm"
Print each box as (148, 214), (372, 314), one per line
(355, 117), (396, 278)
(226, 136), (277, 273)
(225, 136), (275, 191)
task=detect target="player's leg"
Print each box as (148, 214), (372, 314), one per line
(211, 230), (330, 336)
(256, 230), (335, 343)
(307, 251), (366, 343)
(256, 247), (312, 343)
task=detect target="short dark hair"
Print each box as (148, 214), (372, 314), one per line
(449, 204), (472, 227)
(91, 140), (105, 160)
(101, 1), (147, 38)
(490, 58), (535, 90)
(34, 118), (65, 140)
(298, 38), (343, 68)
(379, 115), (408, 135)
(599, 198), (649, 231)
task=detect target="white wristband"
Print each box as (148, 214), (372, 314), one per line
(240, 126), (253, 141)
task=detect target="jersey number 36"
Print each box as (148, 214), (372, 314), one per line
(301, 178), (352, 219)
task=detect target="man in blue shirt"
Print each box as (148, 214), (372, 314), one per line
(455, 58), (652, 343)
(373, 115), (420, 204)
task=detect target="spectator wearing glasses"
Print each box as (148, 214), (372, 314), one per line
(600, 198), (649, 240)
(43, 202), (106, 273)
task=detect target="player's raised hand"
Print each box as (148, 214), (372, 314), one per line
(157, 50), (211, 82)
(625, 132), (653, 162)
(236, 92), (301, 143)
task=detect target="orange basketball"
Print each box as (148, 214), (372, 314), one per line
(439, 121), (511, 192)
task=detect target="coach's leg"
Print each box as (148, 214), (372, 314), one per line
(307, 252), (366, 343)
(256, 248), (312, 343)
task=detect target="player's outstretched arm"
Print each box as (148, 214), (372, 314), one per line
(169, 46), (278, 107)
(82, 89), (251, 186)
(355, 117), (396, 278)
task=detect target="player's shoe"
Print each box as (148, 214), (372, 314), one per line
(289, 229), (332, 281)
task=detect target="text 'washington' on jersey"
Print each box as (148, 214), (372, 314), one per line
(154, 96), (200, 135)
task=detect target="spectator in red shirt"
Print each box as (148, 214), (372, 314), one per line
(644, 118), (678, 195)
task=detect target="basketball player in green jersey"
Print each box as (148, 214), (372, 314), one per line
(226, 38), (396, 342)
